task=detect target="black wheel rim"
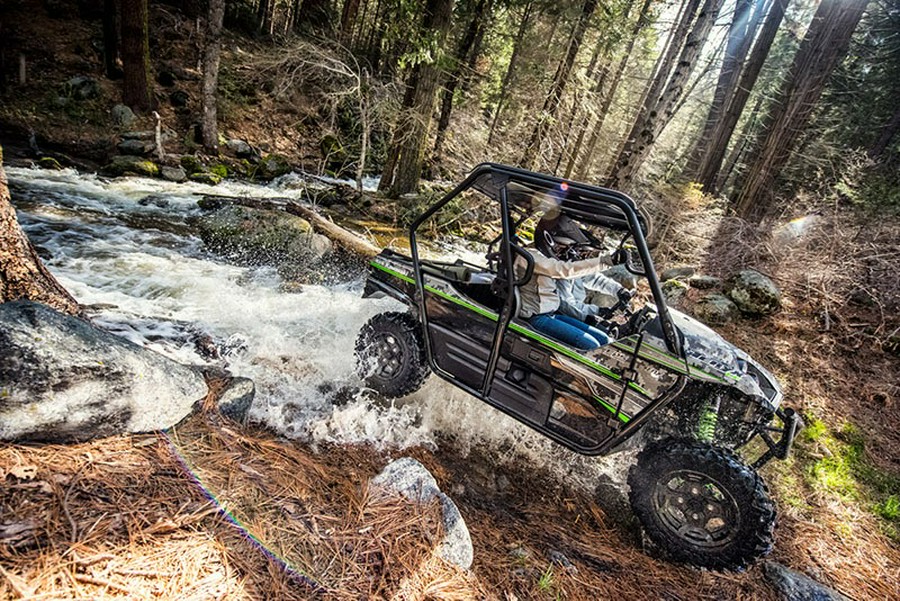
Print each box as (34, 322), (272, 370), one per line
(652, 469), (740, 549)
(369, 331), (405, 379)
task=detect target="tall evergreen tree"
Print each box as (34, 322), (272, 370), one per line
(201, 0), (225, 153)
(120, 0), (154, 112)
(379, 0), (454, 197)
(520, 0), (599, 169)
(607, 0), (724, 189)
(733, 0), (869, 222)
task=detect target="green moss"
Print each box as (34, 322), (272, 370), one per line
(38, 156), (63, 170)
(801, 417), (829, 442)
(180, 154), (205, 175)
(210, 163), (229, 179)
(189, 172), (222, 186)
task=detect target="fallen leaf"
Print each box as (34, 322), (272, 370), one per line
(7, 465), (37, 481)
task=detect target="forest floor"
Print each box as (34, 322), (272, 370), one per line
(2, 0), (900, 599)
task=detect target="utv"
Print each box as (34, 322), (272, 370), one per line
(355, 163), (798, 570)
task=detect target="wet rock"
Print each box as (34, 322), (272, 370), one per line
(117, 139), (155, 156)
(64, 75), (100, 100)
(193, 204), (324, 267)
(160, 165), (187, 182)
(763, 562), (851, 601)
(189, 172), (222, 186)
(662, 278), (689, 308)
(218, 377), (255, 425)
(688, 274), (721, 290)
(257, 153), (292, 180)
(369, 457), (473, 570)
(226, 139), (253, 158)
(103, 155), (159, 177)
(693, 293), (740, 326)
(180, 154), (205, 175)
(660, 265), (697, 281)
(0, 301), (207, 443)
(137, 194), (170, 208)
(111, 103), (136, 127)
(727, 270), (782, 316)
(37, 157), (63, 170)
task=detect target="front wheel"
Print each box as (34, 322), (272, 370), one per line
(355, 312), (429, 398)
(628, 439), (776, 570)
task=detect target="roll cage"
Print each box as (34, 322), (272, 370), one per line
(408, 162), (684, 401)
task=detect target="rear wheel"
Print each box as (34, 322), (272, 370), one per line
(355, 312), (429, 398)
(628, 439), (775, 570)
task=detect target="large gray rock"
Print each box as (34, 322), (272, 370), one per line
(660, 265), (697, 282)
(0, 301), (207, 443)
(226, 139), (254, 158)
(763, 562), (851, 601)
(369, 457), (473, 570)
(111, 104), (136, 127)
(257, 154), (292, 179)
(193, 205), (331, 266)
(727, 269), (782, 316)
(662, 278), (689, 308)
(117, 139), (155, 156)
(693, 293), (740, 326)
(603, 264), (639, 290)
(161, 166), (187, 182)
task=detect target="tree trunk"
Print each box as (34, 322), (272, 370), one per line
(607, 0), (723, 189)
(378, 0), (453, 197)
(572, 0), (653, 180)
(696, 0), (788, 194)
(103, 0), (120, 79)
(520, 0), (599, 170)
(340, 0), (362, 43)
(257, 0), (274, 35)
(201, 0), (225, 153)
(733, 0), (867, 222)
(434, 0), (491, 158)
(684, 0), (754, 176)
(869, 104), (900, 160)
(487, 1), (534, 145)
(0, 146), (80, 315)
(120, 0), (154, 112)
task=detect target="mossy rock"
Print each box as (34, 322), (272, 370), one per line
(192, 205), (321, 267)
(662, 278), (689, 308)
(727, 270), (782, 316)
(180, 154), (205, 175)
(257, 153), (292, 180)
(693, 293), (740, 326)
(209, 163), (229, 179)
(38, 157), (63, 170)
(103, 155), (159, 177)
(189, 172), (222, 186)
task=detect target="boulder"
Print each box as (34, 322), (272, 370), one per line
(660, 265), (697, 281)
(727, 269), (782, 316)
(103, 155), (159, 177)
(226, 139), (254, 158)
(117, 139), (155, 156)
(189, 172), (222, 186)
(218, 377), (255, 425)
(121, 130), (156, 140)
(193, 204), (330, 266)
(763, 562), (851, 601)
(169, 90), (190, 108)
(369, 457), (473, 570)
(688, 274), (722, 290)
(693, 293), (740, 326)
(160, 165), (187, 182)
(64, 75), (100, 100)
(257, 154), (292, 180)
(180, 154), (205, 175)
(0, 301), (207, 443)
(111, 104), (136, 127)
(662, 279), (689, 308)
(603, 264), (639, 290)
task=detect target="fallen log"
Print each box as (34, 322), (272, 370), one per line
(197, 193), (381, 258)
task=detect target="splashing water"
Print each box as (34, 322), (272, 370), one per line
(8, 166), (629, 493)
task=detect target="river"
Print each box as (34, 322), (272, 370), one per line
(8, 166), (627, 491)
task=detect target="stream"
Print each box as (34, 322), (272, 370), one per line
(8, 166), (628, 492)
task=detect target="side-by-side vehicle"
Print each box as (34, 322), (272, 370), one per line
(355, 163), (798, 570)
